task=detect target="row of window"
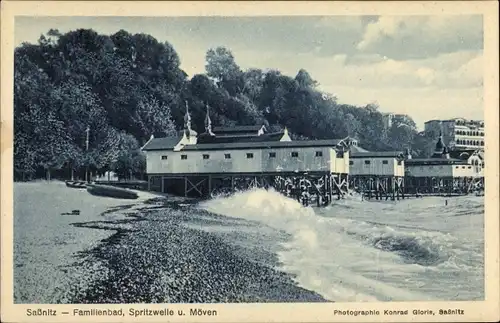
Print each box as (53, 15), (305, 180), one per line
(420, 166), (473, 170)
(455, 139), (484, 146)
(455, 120), (484, 127)
(455, 130), (484, 136)
(349, 160), (402, 165)
(416, 165), (482, 170)
(161, 151), (324, 160)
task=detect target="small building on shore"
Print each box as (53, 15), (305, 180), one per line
(141, 103), (350, 204)
(404, 133), (484, 194)
(348, 144), (406, 200)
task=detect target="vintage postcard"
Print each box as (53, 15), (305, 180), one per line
(1, 1), (499, 322)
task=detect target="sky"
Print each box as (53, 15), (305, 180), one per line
(15, 15), (484, 129)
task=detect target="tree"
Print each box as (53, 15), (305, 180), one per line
(242, 68), (265, 101)
(344, 113), (362, 138)
(134, 96), (177, 142)
(295, 69), (317, 88)
(110, 132), (144, 180)
(205, 47), (243, 95)
(388, 123), (415, 151)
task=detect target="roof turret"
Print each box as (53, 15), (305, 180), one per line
(183, 101), (197, 138)
(204, 104), (215, 136)
(435, 131), (445, 151)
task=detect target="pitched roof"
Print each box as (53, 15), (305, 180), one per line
(405, 158), (469, 165)
(351, 151), (404, 158)
(141, 135), (182, 151)
(213, 125), (265, 134)
(196, 132), (284, 144)
(349, 145), (369, 153)
(181, 139), (343, 151)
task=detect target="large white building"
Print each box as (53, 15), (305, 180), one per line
(424, 118), (484, 150)
(141, 104), (350, 197)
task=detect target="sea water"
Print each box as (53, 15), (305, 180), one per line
(200, 188), (485, 302)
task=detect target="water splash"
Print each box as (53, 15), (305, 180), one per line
(200, 188), (484, 302)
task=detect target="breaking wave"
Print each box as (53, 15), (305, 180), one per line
(200, 188), (484, 302)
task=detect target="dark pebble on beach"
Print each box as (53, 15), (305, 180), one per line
(64, 200), (327, 303)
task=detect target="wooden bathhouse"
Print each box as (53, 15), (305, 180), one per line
(347, 142), (406, 200)
(404, 133), (484, 194)
(141, 103), (351, 205)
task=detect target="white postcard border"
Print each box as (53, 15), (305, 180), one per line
(1, 1), (499, 322)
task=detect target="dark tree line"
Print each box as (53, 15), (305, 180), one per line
(14, 28), (435, 181)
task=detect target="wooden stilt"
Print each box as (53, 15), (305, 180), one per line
(392, 177), (396, 201)
(401, 177), (405, 199)
(328, 174), (333, 202)
(396, 179), (400, 200)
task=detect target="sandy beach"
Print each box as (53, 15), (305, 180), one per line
(13, 181), (325, 304)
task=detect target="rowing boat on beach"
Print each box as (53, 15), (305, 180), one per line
(86, 184), (139, 200)
(65, 181), (87, 189)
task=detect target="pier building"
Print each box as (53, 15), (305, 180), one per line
(348, 144), (406, 200)
(141, 103), (350, 205)
(404, 133), (484, 195)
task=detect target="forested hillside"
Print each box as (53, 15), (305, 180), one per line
(14, 29), (435, 180)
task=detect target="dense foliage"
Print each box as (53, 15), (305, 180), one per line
(14, 29), (435, 180)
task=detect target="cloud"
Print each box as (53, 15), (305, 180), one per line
(314, 16), (365, 32)
(321, 51), (482, 90)
(357, 15), (483, 59)
(325, 85), (483, 129)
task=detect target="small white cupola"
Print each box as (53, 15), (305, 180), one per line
(280, 127), (292, 142)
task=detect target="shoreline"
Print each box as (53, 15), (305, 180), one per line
(13, 181), (159, 304)
(14, 182), (483, 303)
(62, 197), (327, 303)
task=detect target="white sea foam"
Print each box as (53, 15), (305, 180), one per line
(200, 188), (484, 302)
